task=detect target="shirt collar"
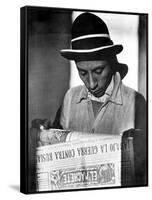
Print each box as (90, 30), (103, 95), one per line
(110, 72), (123, 105)
(76, 72), (123, 105)
(105, 76), (114, 96)
(76, 85), (88, 103)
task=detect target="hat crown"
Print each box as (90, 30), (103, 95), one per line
(72, 12), (110, 39)
(60, 12), (127, 78)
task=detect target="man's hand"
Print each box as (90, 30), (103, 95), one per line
(122, 128), (147, 185)
(30, 119), (52, 147)
(31, 119), (52, 129)
(30, 119), (68, 146)
(122, 128), (146, 159)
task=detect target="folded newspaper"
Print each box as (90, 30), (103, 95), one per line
(36, 129), (135, 191)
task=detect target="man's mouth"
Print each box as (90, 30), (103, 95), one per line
(90, 88), (105, 97)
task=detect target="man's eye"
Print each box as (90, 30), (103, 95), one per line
(94, 68), (103, 74)
(79, 71), (87, 76)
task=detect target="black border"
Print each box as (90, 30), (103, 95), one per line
(22, 5), (148, 15)
(20, 5), (148, 194)
(20, 6), (29, 194)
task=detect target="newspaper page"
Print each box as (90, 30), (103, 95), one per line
(36, 130), (134, 191)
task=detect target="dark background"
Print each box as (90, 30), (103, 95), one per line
(28, 8), (72, 129)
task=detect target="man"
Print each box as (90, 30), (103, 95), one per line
(53, 12), (146, 135)
(31, 12), (147, 185)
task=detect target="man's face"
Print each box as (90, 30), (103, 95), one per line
(76, 60), (114, 97)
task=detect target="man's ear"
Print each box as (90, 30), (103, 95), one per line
(110, 62), (117, 75)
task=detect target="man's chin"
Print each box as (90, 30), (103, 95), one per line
(91, 90), (105, 98)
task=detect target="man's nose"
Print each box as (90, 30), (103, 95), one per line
(88, 73), (97, 90)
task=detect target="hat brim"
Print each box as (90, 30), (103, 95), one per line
(60, 44), (123, 61)
(60, 44), (128, 79)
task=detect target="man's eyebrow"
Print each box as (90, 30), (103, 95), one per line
(92, 65), (106, 71)
(77, 67), (87, 72)
(77, 65), (106, 72)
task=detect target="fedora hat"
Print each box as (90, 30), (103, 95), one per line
(60, 12), (128, 79)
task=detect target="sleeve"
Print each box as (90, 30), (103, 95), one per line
(134, 92), (147, 185)
(52, 106), (63, 129)
(135, 92), (146, 132)
(59, 89), (71, 129)
(53, 89), (71, 130)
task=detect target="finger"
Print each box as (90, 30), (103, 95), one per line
(37, 141), (43, 147)
(122, 128), (134, 137)
(31, 119), (44, 129)
(42, 119), (51, 129)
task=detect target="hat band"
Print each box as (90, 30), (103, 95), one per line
(72, 37), (113, 50)
(71, 34), (110, 42)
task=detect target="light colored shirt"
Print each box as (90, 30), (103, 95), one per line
(59, 72), (146, 135)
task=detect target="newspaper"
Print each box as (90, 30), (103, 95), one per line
(36, 130), (134, 191)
